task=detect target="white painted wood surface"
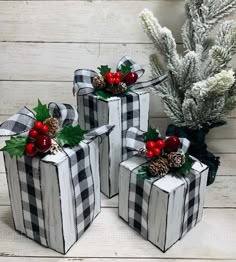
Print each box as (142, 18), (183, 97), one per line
(0, 0), (236, 260)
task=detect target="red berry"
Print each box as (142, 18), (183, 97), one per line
(146, 150), (154, 159)
(25, 143), (38, 157)
(146, 141), (156, 150)
(34, 121), (43, 130)
(153, 148), (161, 156)
(105, 72), (113, 80)
(165, 136), (181, 152)
(114, 77), (120, 84)
(35, 135), (51, 152)
(124, 72), (138, 85)
(156, 139), (166, 149)
(115, 72), (123, 79)
(29, 129), (38, 139)
(41, 125), (49, 134)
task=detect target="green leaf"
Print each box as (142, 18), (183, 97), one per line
(0, 136), (27, 158)
(144, 127), (160, 142)
(56, 125), (87, 147)
(95, 91), (112, 101)
(137, 166), (151, 180)
(172, 153), (194, 176)
(33, 99), (50, 122)
(97, 65), (111, 77)
(118, 64), (132, 76)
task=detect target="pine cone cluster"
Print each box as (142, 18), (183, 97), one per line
(92, 76), (127, 95)
(168, 151), (185, 168)
(110, 82), (127, 95)
(92, 76), (106, 91)
(149, 157), (169, 177)
(43, 117), (59, 137)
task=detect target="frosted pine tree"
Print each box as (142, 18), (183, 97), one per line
(139, 1), (236, 185)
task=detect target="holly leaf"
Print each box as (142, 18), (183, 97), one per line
(33, 99), (50, 122)
(172, 154), (194, 177)
(95, 91), (112, 101)
(97, 65), (111, 77)
(56, 125), (87, 147)
(118, 64), (132, 76)
(144, 127), (160, 142)
(0, 136), (27, 158)
(137, 166), (151, 180)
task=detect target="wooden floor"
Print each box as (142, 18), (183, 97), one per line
(0, 0), (236, 261)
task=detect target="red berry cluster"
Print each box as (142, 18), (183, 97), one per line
(145, 136), (181, 159)
(105, 72), (123, 85)
(105, 71), (138, 86)
(25, 121), (51, 157)
(146, 139), (166, 158)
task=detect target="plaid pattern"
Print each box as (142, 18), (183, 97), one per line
(128, 166), (160, 238)
(64, 143), (95, 239)
(0, 107), (35, 136)
(83, 95), (98, 129)
(181, 171), (202, 237)
(127, 164), (202, 241)
(74, 69), (98, 95)
(14, 124), (112, 245)
(49, 102), (79, 126)
(17, 155), (47, 246)
(117, 56), (145, 78)
(126, 127), (201, 241)
(0, 102), (79, 136)
(121, 92), (141, 160)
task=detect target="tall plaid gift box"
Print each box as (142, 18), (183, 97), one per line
(119, 127), (209, 252)
(0, 102), (114, 254)
(74, 56), (167, 198)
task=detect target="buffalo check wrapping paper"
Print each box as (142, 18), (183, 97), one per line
(73, 57), (167, 198)
(1, 102), (114, 254)
(119, 127), (209, 252)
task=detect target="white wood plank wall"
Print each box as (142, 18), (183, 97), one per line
(0, 1), (236, 261)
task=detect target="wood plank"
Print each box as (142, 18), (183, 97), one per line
(1, 170), (236, 207)
(0, 43), (156, 81)
(0, 259), (231, 262)
(0, 80), (236, 131)
(0, 1), (185, 43)
(0, 206), (235, 259)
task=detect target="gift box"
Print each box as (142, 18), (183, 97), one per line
(74, 56), (167, 198)
(0, 102), (113, 254)
(118, 128), (209, 252)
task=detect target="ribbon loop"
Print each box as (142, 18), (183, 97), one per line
(0, 103), (80, 137)
(0, 107), (35, 137)
(73, 69), (98, 96)
(117, 56), (145, 78)
(126, 127), (190, 153)
(85, 125), (115, 141)
(48, 102), (79, 127)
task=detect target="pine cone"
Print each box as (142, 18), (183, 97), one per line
(167, 151), (185, 168)
(92, 76), (106, 91)
(49, 139), (62, 155)
(110, 82), (127, 95)
(148, 157), (169, 177)
(44, 117), (59, 137)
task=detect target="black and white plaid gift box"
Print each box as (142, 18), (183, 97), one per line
(74, 57), (168, 198)
(118, 128), (209, 252)
(1, 103), (113, 254)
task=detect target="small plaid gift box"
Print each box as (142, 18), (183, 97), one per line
(1, 102), (114, 254)
(74, 56), (167, 198)
(118, 127), (209, 252)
